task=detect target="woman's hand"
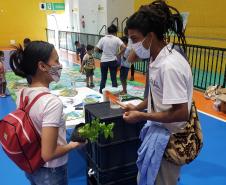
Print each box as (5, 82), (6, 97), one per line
(68, 141), (87, 149)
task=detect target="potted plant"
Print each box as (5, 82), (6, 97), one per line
(70, 118), (115, 143)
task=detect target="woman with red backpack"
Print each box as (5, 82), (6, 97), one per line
(10, 41), (85, 185)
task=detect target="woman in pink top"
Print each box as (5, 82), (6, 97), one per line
(10, 41), (85, 185)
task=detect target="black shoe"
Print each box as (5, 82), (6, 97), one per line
(130, 76), (134, 81)
(90, 83), (95, 88)
(99, 89), (102, 94)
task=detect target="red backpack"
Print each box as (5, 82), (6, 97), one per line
(0, 90), (49, 173)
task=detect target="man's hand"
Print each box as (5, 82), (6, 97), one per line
(123, 110), (143, 124)
(122, 103), (137, 111)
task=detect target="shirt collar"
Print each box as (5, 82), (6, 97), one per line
(150, 44), (172, 67)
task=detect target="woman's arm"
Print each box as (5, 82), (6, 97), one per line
(41, 127), (84, 162)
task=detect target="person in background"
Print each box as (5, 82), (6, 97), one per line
(123, 1), (193, 185)
(10, 41), (85, 185)
(119, 36), (131, 95)
(130, 63), (135, 81)
(23, 38), (31, 48)
(81, 45), (95, 88)
(95, 24), (126, 93)
(75, 41), (86, 64)
(0, 51), (7, 97)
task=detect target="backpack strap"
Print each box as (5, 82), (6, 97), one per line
(19, 89), (28, 110)
(25, 92), (50, 113)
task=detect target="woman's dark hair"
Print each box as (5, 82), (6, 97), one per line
(0, 51), (4, 57)
(121, 36), (128, 45)
(126, 0), (186, 52)
(86, 45), (94, 51)
(74, 41), (79, 46)
(23, 38), (31, 44)
(10, 41), (54, 78)
(107, 24), (118, 34)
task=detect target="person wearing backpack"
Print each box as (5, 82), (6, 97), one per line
(9, 41), (85, 185)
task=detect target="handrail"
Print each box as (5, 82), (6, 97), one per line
(121, 17), (128, 36)
(111, 17), (119, 29)
(46, 28), (226, 89)
(59, 30), (104, 37)
(99, 25), (107, 35)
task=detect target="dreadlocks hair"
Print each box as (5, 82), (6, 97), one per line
(126, 0), (187, 54)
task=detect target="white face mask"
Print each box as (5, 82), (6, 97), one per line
(131, 38), (151, 59)
(48, 64), (62, 82)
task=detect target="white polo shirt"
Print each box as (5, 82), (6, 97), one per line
(148, 44), (193, 133)
(96, 35), (123, 62)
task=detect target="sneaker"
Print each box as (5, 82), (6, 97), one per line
(120, 91), (127, 95)
(130, 76), (134, 81)
(90, 83), (95, 88)
(86, 84), (90, 87)
(0, 94), (6, 98)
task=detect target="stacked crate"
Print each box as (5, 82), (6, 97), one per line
(85, 102), (145, 185)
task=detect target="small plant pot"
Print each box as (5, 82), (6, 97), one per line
(70, 123), (87, 143)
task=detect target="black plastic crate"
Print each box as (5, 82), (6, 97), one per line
(88, 175), (137, 185)
(86, 137), (141, 170)
(87, 157), (138, 185)
(85, 102), (144, 144)
(84, 102), (145, 170)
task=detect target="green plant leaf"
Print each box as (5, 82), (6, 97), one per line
(77, 118), (115, 142)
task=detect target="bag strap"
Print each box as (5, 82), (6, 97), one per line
(19, 89), (50, 112)
(25, 92), (50, 112)
(150, 88), (155, 112)
(19, 89), (25, 109)
(150, 87), (194, 120)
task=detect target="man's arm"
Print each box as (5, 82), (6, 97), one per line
(123, 103), (189, 124)
(117, 44), (126, 57)
(123, 98), (148, 112)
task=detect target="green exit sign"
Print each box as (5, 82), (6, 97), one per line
(46, 3), (65, 10)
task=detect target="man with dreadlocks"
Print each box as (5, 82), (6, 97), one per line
(123, 1), (193, 185)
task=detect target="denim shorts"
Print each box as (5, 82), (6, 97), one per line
(25, 164), (68, 185)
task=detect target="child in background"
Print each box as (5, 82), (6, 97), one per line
(120, 37), (131, 95)
(81, 45), (95, 88)
(75, 41), (86, 64)
(0, 51), (7, 97)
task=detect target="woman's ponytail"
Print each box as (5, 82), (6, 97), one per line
(10, 45), (27, 78)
